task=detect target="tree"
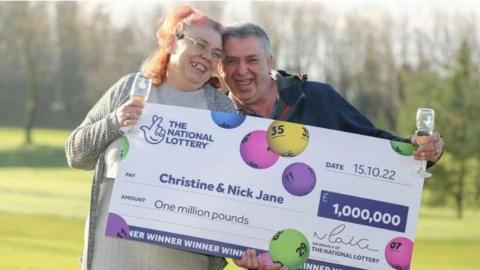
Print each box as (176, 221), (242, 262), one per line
(437, 39), (480, 218)
(54, 2), (87, 124)
(80, 2), (149, 108)
(0, 2), (52, 144)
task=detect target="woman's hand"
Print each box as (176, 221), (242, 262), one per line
(234, 249), (288, 270)
(116, 99), (145, 127)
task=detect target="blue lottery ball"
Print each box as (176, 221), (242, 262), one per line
(211, 111), (246, 129)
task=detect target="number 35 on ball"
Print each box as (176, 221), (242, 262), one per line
(267, 121), (310, 157)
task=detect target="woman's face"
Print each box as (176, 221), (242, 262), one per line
(167, 24), (222, 90)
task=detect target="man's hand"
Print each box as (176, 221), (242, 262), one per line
(411, 132), (444, 162)
(234, 249), (288, 270)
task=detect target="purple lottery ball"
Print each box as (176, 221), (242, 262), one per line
(282, 162), (317, 196)
(105, 212), (129, 239)
(240, 130), (279, 169)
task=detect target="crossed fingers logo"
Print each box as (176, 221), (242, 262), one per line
(141, 115), (166, 144)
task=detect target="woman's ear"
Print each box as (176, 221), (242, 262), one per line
(166, 34), (176, 54)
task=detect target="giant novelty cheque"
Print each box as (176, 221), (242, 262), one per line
(106, 103), (425, 270)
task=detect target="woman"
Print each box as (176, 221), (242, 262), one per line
(66, 5), (234, 270)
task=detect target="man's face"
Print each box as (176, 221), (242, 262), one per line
(219, 36), (273, 106)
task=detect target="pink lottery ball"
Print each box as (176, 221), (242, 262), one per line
(240, 130), (279, 169)
(385, 237), (414, 270)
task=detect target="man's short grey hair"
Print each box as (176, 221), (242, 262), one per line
(222, 22), (272, 56)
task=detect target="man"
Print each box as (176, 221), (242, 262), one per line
(219, 22), (443, 164)
(218, 22), (444, 270)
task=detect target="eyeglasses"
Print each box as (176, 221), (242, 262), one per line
(181, 35), (225, 61)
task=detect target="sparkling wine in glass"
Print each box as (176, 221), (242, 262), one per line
(415, 108), (434, 177)
(130, 73), (152, 101)
(122, 73), (152, 133)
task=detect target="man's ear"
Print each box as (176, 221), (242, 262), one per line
(166, 34), (176, 54)
(267, 55), (273, 70)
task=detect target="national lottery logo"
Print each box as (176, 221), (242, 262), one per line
(141, 115), (166, 144)
(141, 114), (214, 149)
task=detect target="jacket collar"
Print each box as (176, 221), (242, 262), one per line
(233, 70), (307, 118)
(272, 69), (307, 106)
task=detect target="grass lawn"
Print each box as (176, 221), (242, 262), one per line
(1, 128), (479, 269)
(0, 211), (85, 270)
(412, 208), (480, 269)
(0, 128), (92, 270)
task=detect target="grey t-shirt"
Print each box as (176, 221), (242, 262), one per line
(149, 83), (208, 109)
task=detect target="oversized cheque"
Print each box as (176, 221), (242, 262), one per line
(106, 103), (424, 270)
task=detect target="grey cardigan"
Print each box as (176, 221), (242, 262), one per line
(65, 73), (234, 270)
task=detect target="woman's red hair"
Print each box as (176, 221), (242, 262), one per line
(141, 5), (223, 87)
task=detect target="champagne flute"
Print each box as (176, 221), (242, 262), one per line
(130, 73), (152, 102)
(122, 73), (152, 133)
(415, 108), (434, 177)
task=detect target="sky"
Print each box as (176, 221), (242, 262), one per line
(97, 0), (479, 28)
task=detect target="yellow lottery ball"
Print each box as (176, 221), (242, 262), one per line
(267, 120), (309, 157)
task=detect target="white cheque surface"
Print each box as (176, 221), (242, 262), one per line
(106, 103), (424, 270)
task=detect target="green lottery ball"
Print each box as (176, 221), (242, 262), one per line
(269, 229), (310, 270)
(390, 140), (414, 156)
(119, 136), (129, 160)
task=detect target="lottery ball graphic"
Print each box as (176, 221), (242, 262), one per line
(211, 111), (246, 129)
(385, 237), (414, 270)
(267, 120), (309, 157)
(105, 213), (129, 239)
(119, 136), (129, 160)
(390, 140), (414, 156)
(269, 228), (310, 270)
(240, 130), (279, 169)
(282, 162), (316, 196)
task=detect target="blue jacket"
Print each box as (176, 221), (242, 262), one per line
(268, 70), (409, 143)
